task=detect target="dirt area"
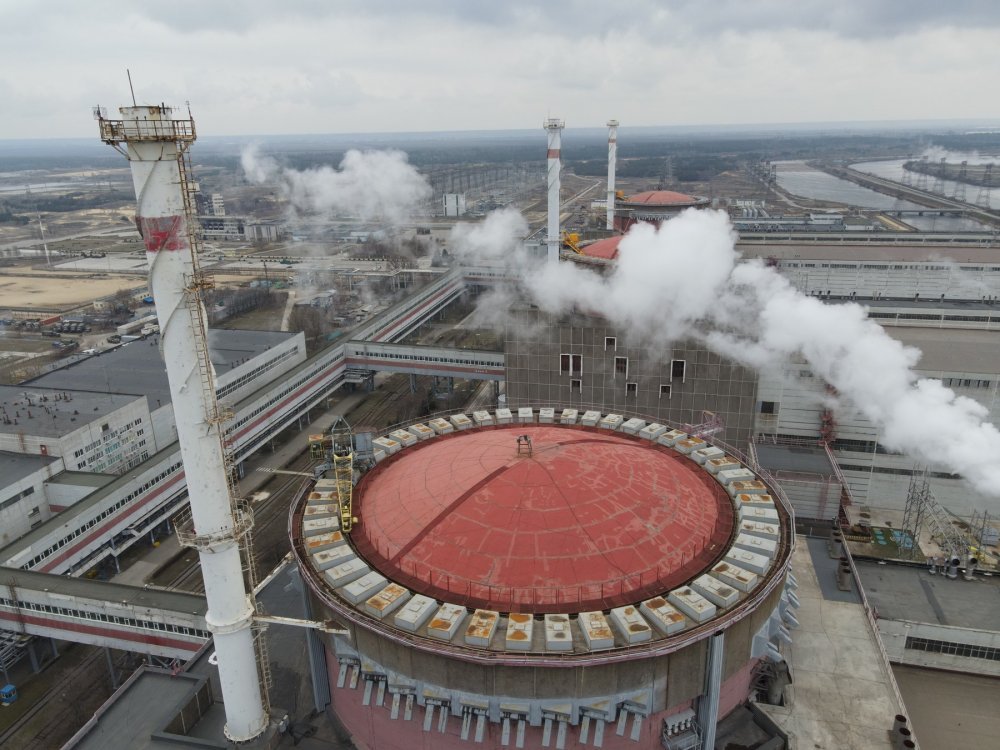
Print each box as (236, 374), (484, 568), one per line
(0, 272), (146, 310)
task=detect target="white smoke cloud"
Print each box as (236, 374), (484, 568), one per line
(452, 207), (1000, 496)
(241, 143), (431, 225)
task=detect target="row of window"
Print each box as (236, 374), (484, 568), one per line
(906, 636), (1000, 661)
(941, 378), (993, 388)
(559, 354), (687, 382)
(217, 345), (301, 399)
(786, 263), (1000, 272)
(350, 349), (500, 368)
(24, 460), (183, 569)
(0, 486), (36, 512)
(0, 597), (208, 639)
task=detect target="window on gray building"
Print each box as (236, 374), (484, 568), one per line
(605, 337), (616, 351)
(571, 379), (581, 393)
(760, 401), (778, 415)
(659, 384), (672, 398)
(626, 382), (638, 397)
(671, 359), (686, 382)
(614, 356), (628, 379)
(560, 353), (582, 376)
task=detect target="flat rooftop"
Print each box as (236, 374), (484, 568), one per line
(29, 329), (296, 411)
(740, 242), (1000, 264)
(883, 326), (1000, 374)
(353, 425), (734, 612)
(0, 449), (59, 485)
(0, 385), (144, 438)
(756, 538), (899, 749)
(855, 559), (1000, 631)
(755, 443), (837, 476)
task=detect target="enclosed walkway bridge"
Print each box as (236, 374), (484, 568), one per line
(0, 567), (207, 661)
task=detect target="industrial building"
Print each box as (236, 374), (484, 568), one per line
(294, 414), (795, 749)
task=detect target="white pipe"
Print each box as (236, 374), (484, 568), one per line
(105, 105), (267, 742)
(606, 119), (619, 230)
(543, 118), (564, 262)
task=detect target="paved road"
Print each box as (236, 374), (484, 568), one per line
(893, 665), (1000, 749)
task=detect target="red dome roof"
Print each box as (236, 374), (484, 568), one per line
(352, 425), (734, 613)
(625, 190), (702, 206)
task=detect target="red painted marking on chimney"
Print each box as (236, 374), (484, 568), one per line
(138, 215), (188, 253)
(546, 149), (561, 159)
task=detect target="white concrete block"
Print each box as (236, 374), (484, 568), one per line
(428, 417), (454, 435)
(673, 436), (707, 455)
(657, 429), (687, 447)
(734, 533), (777, 558)
(667, 587), (717, 623)
(303, 517), (340, 537)
(716, 468), (756, 486)
(517, 407), (534, 423)
(495, 408), (513, 425)
(465, 610), (499, 647)
(324, 558), (369, 588)
(389, 428), (418, 447)
(393, 594), (437, 632)
(311, 545), (356, 571)
(622, 417), (647, 435)
(544, 614), (574, 651)
(638, 423), (667, 440)
(364, 583), (411, 619)
(505, 613), (534, 651)
(610, 605), (652, 644)
(640, 597), (686, 635)
(472, 410), (493, 426)
(407, 423), (435, 440)
(559, 408), (578, 424)
(690, 574), (740, 609)
(692, 446), (725, 465)
(538, 408), (555, 424)
(578, 611), (614, 650)
(725, 548), (772, 576)
(739, 520), (780, 541)
(450, 413), (473, 431)
(711, 561), (759, 593)
(341, 571), (388, 605)
(303, 531), (346, 554)
(427, 603), (466, 640)
(581, 410), (602, 427)
(373, 436), (401, 455)
(598, 413), (623, 430)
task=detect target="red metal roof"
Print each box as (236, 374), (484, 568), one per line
(624, 190), (701, 206)
(352, 425), (734, 613)
(580, 235), (623, 260)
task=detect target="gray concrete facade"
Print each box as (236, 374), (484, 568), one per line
(504, 308), (760, 449)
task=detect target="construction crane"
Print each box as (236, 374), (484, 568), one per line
(329, 417), (357, 533)
(561, 230), (583, 254)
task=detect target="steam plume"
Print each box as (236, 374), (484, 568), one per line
(452, 208), (1000, 496)
(241, 144), (431, 224)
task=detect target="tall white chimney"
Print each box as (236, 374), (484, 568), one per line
(97, 104), (268, 743)
(543, 117), (564, 262)
(606, 119), (619, 230)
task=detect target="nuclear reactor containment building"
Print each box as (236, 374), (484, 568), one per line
(292, 409), (796, 749)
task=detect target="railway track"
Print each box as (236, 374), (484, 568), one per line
(0, 647), (106, 749)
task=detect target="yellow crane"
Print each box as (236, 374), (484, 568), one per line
(329, 417), (356, 533)
(561, 230), (583, 254)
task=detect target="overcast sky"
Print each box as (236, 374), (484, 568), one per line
(2, 0), (999, 140)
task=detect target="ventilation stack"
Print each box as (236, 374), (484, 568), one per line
(96, 104), (269, 743)
(543, 117), (565, 262)
(606, 119), (619, 230)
